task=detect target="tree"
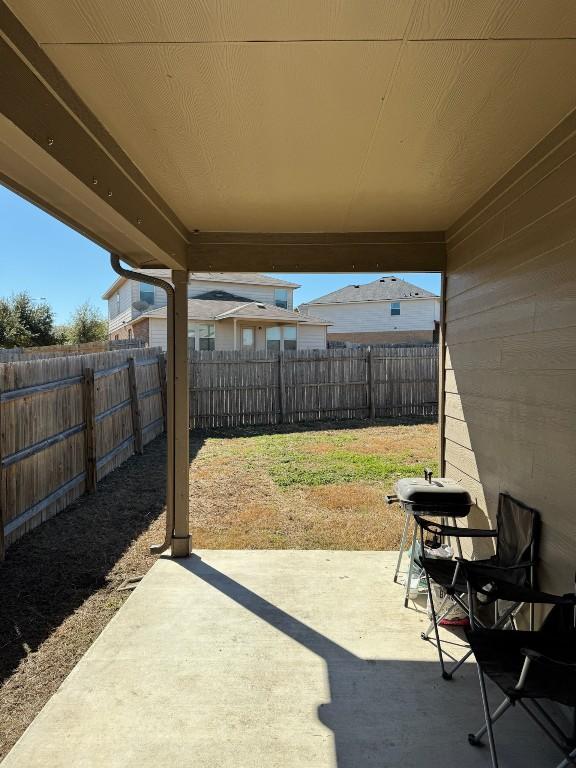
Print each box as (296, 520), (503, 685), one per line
(65, 302), (108, 344)
(0, 292), (60, 348)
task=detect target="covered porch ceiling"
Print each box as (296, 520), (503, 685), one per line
(1, 1), (576, 270)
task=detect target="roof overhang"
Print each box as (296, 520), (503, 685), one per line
(2, 1), (576, 272)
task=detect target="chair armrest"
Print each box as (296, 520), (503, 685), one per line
(458, 561), (576, 605)
(521, 647), (576, 670)
(416, 517), (497, 539)
(455, 559), (537, 571)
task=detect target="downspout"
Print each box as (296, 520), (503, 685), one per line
(110, 254), (175, 554)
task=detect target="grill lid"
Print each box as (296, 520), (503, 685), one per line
(395, 477), (471, 509)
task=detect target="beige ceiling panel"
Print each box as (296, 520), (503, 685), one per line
(9, 0), (415, 43)
(43, 41), (401, 231)
(409, 0), (576, 39)
(347, 40), (576, 230)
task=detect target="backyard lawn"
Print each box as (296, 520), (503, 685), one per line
(190, 421), (437, 549)
(0, 419), (436, 759)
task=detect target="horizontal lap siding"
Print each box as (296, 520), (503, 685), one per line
(444, 125), (576, 592)
(305, 299), (438, 334)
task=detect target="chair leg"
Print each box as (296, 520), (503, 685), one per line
(475, 664), (500, 768)
(421, 592), (451, 640)
(554, 746), (576, 768)
(423, 569), (451, 679)
(468, 696), (512, 746)
(394, 510), (411, 584)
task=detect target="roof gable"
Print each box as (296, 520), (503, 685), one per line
(301, 276), (438, 305)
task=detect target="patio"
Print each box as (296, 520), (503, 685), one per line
(2, 550), (558, 767)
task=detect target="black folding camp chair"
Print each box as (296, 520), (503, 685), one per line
(461, 566), (576, 768)
(416, 493), (539, 680)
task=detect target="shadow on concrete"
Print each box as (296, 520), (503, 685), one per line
(187, 554), (557, 768)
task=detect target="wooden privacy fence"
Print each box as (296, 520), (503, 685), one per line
(189, 345), (438, 429)
(0, 347), (166, 557)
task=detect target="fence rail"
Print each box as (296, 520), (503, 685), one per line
(0, 339), (145, 362)
(189, 345), (438, 429)
(0, 347), (166, 557)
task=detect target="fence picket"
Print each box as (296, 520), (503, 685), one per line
(0, 347), (165, 555)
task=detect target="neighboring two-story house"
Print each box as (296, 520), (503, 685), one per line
(103, 272), (329, 351)
(298, 276), (439, 345)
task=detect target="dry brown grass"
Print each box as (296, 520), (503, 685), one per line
(190, 420), (437, 550)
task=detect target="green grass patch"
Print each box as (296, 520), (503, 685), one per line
(268, 448), (433, 488)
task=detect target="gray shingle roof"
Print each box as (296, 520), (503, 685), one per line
(141, 299), (329, 325)
(103, 270), (299, 298)
(188, 272), (300, 288)
(300, 276), (438, 305)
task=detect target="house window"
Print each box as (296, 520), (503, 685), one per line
(116, 292), (121, 316)
(390, 301), (401, 316)
(266, 326), (296, 352)
(128, 328), (133, 339)
(283, 326), (297, 351)
(274, 289), (288, 309)
(266, 326), (281, 352)
(140, 284), (154, 306)
(198, 323), (215, 350)
(242, 328), (255, 349)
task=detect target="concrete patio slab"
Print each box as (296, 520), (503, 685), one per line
(3, 551), (559, 767)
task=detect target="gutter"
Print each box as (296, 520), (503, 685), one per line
(110, 254), (175, 555)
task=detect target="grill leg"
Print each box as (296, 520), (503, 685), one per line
(468, 696), (512, 746)
(394, 509), (411, 584)
(404, 523), (418, 608)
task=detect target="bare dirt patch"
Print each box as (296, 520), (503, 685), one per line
(0, 419), (436, 759)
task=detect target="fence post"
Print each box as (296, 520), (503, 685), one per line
(278, 351), (286, 424)
(128, 357), (143, 454)
(157, 352), (168, 432)
(367, 347), (376, 420)
(82, 367), (97, 492)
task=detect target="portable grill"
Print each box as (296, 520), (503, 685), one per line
(386, 469), (472, 607)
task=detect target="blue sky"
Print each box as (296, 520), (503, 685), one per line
(0, 185), (441, 322)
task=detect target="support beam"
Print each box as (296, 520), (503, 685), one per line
(188, 231), (446, 272)
(0, 1), (187, 269)
(170, 270), (191, 557)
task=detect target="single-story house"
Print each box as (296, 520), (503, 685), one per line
(298, 276), (440, 345)
(102, 271), (329, 351)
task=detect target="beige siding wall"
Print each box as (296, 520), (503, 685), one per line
(444, 125), (576, 593)
(215, 319), (236, 351)
(297, 324), (327, 350)
(329, 330), (434, 345)
(149, 318), (167, 350)
(301, 298), (438, 334)
(108, 281), (133, 333)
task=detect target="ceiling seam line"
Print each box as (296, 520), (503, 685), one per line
(39, 37), (576, 46)
(341, 0), (421, 229)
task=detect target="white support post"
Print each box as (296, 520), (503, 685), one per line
(170, 270), (191, 557)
